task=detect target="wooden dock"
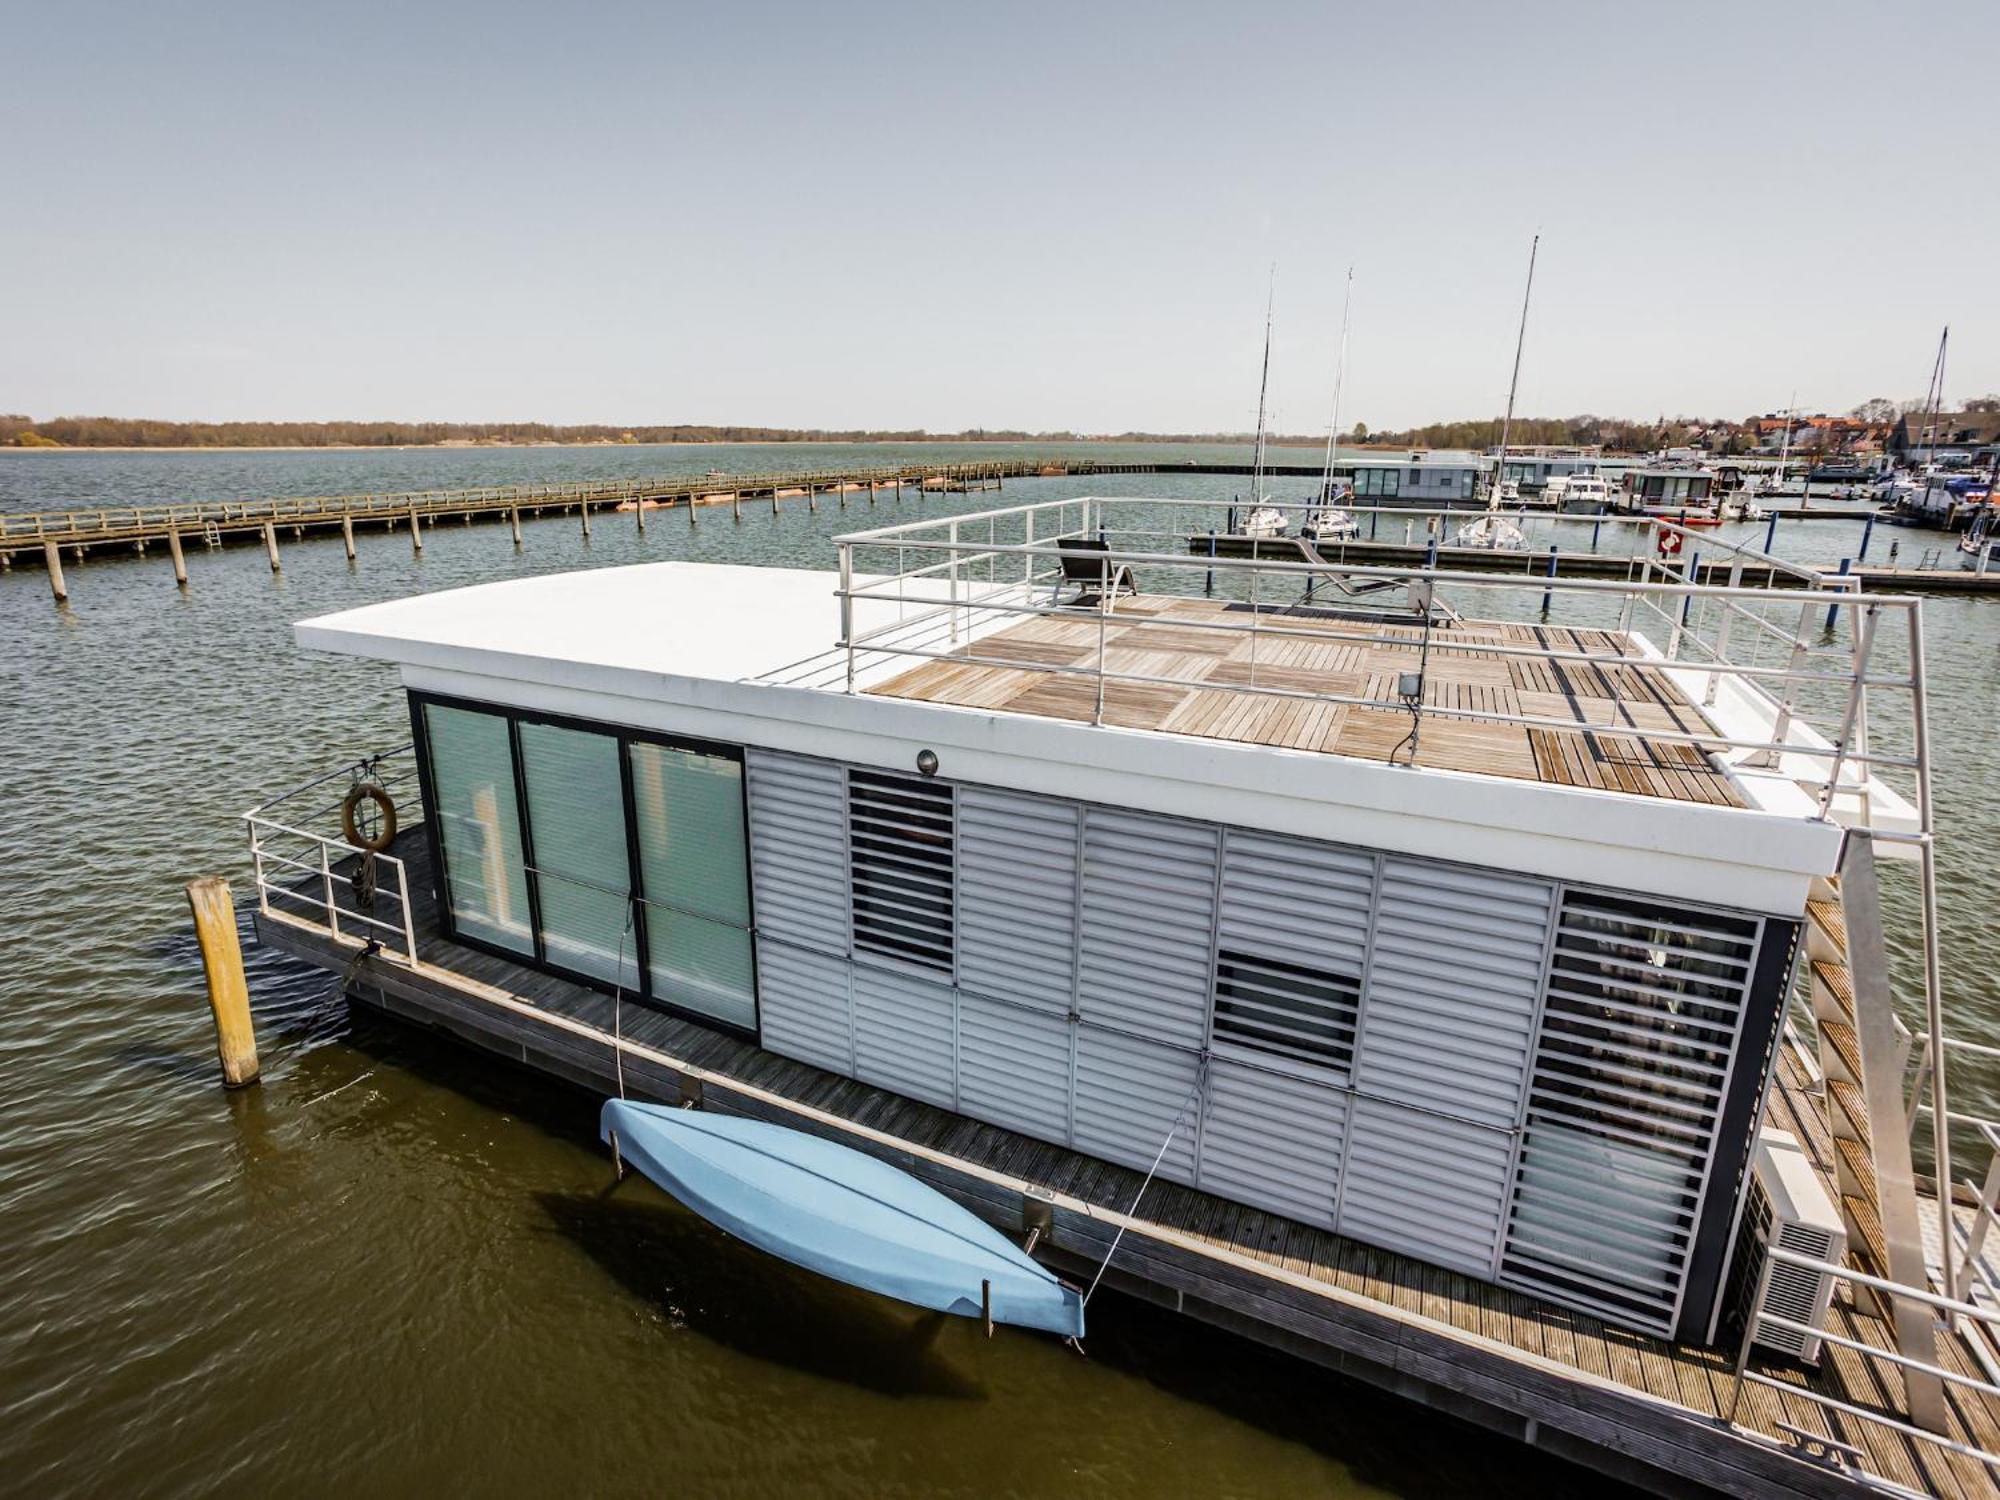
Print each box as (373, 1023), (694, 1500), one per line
(1192, 534), (2000, 595)
(251, 829), (2000, 1500)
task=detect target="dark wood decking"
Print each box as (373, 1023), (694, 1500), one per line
(254, 831), (1998, 1500)
(868, 597), (1744, 807)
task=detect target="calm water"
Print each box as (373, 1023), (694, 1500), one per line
(4, 445), (1995, 1498)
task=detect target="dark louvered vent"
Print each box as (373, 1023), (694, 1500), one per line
(1212, 950), (1360, 1075)
(1501, 890), (1759, 1334)
(847, 768), (955, 972)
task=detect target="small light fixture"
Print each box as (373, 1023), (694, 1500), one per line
(915, 748), (940, 777)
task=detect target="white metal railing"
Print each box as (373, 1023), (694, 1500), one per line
(1728, 1244), (2000, 1480)
(243, 747), (424, 965)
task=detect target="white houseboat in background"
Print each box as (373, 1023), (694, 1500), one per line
(1620, 463), (1722, 519)
(244, 495), (2000, 1499)
(1340, 452), (1483, 507)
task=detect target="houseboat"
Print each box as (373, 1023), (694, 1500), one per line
(1341, 453), (1483, 507)
(1620, 463), (1724, 522)
(245, 496), (2000, 1499)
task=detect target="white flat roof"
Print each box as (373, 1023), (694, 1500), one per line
(297, 562), (850, 684)
(295, 559), (1848, 913)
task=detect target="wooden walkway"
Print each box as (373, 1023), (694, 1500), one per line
(249, 830), (2000, 1498)
(871, 596), (1745, 806)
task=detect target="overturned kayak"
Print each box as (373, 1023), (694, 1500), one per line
(601, 1099), (1084, 1338)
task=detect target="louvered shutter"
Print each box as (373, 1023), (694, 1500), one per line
(1500, 890), (1761, 1334)
(745, 750), (848, 955)
(851, 964), (957, 1109)
(1072, 1027), (1200, 1183)
(1198, 1057), (1345, 1228)
(755, 940), (852, 1074)
(1337, 857), (1555, 1274)
(1077, 809), (1219, 1047)
(958, 786), (1078, 1014)
(1339, 1099), (1521, 1275)
(1356, 858), (1555, 1126)
(958, 994), (1072, 1144)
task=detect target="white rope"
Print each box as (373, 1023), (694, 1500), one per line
(1079, 1056), (1209, 1311)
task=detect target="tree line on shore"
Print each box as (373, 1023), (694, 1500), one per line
(4, 399), (1993, 452)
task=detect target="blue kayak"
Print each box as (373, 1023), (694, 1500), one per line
(601, 1099), (1084, 1338)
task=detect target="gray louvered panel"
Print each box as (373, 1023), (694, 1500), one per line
(1218, 830), (1374, 975)
(957, 994), (1073, 1146)
(1338, 1097), (1516, 1276)
(1078, 809), (1219, 1047)
(744, 749), (849, 956)
(754, 939), (852, 1074)
(851, 963), (956, 1109)
(1197, 1057), (1344, 1228)
(957, 786), (1078, 1016)
(1072, 1026), (1199, 1183)
(1355, 858), (1555, 1128)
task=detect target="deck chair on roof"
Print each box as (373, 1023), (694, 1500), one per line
(1055, 537), (1139, 608)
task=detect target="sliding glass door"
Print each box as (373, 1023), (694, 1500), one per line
(630, 743), (755, 1029)
(517, 721), (640, 989)
(423, 704), (533, 955)
(416, 694), (755, 1030)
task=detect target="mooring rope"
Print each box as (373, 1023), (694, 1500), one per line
(611, 901), (635, 1101)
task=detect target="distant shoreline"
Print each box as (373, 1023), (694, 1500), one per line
(0, 436), (1336, 456)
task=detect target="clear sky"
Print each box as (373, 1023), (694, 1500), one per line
(4, 0), (1995, 433)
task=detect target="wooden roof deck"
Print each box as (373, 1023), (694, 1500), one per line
(256, 834), (1999, 1499)
(869, 595), (1744, 807)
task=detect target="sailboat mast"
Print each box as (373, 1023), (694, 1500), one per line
(1251, 273), (1274, 505)
(1492, 234), (1539, 505)
(1319, 266), (1354, 504)
(1919, 326), (1949, 468)
(1776, 392), (1795, 485)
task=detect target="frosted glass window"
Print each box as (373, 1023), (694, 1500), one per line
(424, 704), (531, 954)
(518, 722), (639, 988)
(630, 742), (755, 1029)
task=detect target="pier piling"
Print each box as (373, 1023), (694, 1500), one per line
(185, 876), (259, 1088)
(636, 496), (646, 533)
(262, 521), (281, 572)
(167, 523), (187, 586)
(342, 511), (356, 560)
(408, 504), (423, 554)
(580, 504), (591, 540)
(509, 506), (522, 547)
(44, 539), (67, 602)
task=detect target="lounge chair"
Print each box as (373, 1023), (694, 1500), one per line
(1055, 537), (1139, 607)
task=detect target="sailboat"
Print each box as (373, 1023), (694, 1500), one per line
(1459, 236), (1537, 553)
(1304, 267), (1360, 542)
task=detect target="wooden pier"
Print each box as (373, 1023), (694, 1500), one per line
(1193, 534), (2000, 595)
(251, 829), (2000, 1500)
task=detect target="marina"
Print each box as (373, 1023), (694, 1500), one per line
(213, 488), (2000, 1498)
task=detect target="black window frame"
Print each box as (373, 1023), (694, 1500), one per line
(408, 688), (760, 1040)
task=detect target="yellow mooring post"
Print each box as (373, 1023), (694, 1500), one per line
(185, 876), (259, 1088)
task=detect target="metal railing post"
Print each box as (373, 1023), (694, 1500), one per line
(1724, 1250), (1777, 1425)
(840, 542), (856, 693)
(948, 520), (961, 645)
(398, 858), (419, 965)
(1093, 555), (1110, 726)
(322, 840), (341, 941)
(1909, 603), (1953, 1303)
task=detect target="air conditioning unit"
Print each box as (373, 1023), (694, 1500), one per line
(1735, 1129), (1846, 1364)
